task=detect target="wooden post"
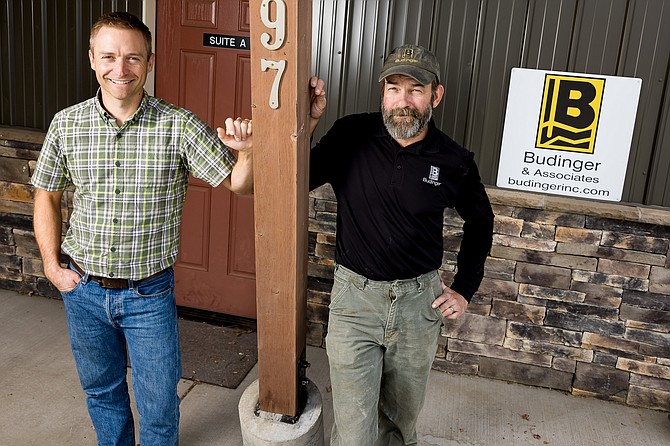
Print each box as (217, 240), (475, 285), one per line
(249, 0), (312, 416)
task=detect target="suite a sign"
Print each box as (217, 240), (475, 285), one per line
(497, 68), (641, 202)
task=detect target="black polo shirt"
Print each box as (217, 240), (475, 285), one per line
(310, 112), (493, 301)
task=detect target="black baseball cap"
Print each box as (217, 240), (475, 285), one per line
(378, 44), (441, 85)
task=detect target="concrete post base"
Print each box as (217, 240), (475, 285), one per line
(238, 379), (324, 446)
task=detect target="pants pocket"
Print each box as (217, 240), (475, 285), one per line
(132, 269), (174, 298)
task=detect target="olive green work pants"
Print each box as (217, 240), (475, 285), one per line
(326, 264), (443, 446)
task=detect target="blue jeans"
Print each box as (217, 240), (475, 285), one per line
(61, 266), (181, 446)
(326, 265), (443, 446)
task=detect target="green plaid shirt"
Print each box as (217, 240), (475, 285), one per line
(32, 91), (237, 280)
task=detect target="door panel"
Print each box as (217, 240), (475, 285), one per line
(179, 51), (216, 123)
(178, 183), (211, 270)
(156, 0), (256, 318)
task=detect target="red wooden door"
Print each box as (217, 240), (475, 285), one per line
(155, 0), (256, 318)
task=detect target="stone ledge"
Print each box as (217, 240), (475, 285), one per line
(487, 187), (670, 227)
(0, 126), (46, 146)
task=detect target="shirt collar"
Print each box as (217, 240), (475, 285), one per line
(94, 89), (113, 123)
(416, 120), (440, 154)
(94, 89), (149, 126)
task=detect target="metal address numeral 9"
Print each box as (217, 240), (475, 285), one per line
(260, 0), (287, 109)
(260, 0), (286, 50)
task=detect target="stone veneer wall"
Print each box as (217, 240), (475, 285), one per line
(0, 128), (63, 298)
(308, 185), (670, 413)
(2, 128), (669, 412)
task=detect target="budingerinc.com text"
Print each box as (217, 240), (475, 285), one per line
(506, 177), (610, 197)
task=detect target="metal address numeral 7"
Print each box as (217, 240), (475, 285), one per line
(260, 0), (287, 109)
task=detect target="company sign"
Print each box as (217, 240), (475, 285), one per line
(497, 68), (641, 202)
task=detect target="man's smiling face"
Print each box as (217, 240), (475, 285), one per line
(89, 25), (154, 108)
(381, 74), (435, 141)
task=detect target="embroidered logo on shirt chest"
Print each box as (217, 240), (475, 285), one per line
(422, 165), (442, 186)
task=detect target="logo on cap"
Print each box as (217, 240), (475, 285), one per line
(379, 44), (441, 85)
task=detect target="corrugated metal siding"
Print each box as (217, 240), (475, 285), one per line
(311, 0), (670, 207)
(463, 0), (528, 182)
(340, 0), (390, 115)
(3, 0), (670, 206)
(431, 0), (480, 145)
(522, 0), (577, 70)
(311, 0), (347, 136)
(385, 0), (434, 49)
(0, 0), (142, 130)
(621, 0), (670, 204)
(650, 86), (670, 204)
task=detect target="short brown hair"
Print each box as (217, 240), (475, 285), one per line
(90, 11), (152, 58)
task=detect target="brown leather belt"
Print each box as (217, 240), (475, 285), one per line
(70, 259), (166, 289)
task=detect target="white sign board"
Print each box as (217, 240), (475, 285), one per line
(497, 68), (641, 202)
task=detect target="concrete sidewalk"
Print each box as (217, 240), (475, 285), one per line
(0, 288), (668, 445)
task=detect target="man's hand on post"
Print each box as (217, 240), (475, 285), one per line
(217, 117), (253, 152)
(309, 76), (327, 136)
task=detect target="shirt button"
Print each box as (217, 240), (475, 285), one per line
(115, 161), (121, 167)
(113, 218), (119, 224)
(109, 272), (115, 278)
(110, 247), (116, 252)
(396, 164), (402, 170)
(115, 189), (121, 194)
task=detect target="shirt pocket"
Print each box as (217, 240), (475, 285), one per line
(136, 145), (181, 193)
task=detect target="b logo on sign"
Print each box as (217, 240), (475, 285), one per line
(536, 74), (605, 154)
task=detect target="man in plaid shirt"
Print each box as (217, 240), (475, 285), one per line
(31, 12), (252, 446)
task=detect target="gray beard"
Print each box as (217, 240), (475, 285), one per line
(382, 104), (432, 140)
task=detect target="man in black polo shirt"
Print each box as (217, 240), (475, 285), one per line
(308, 44), (494, 445)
